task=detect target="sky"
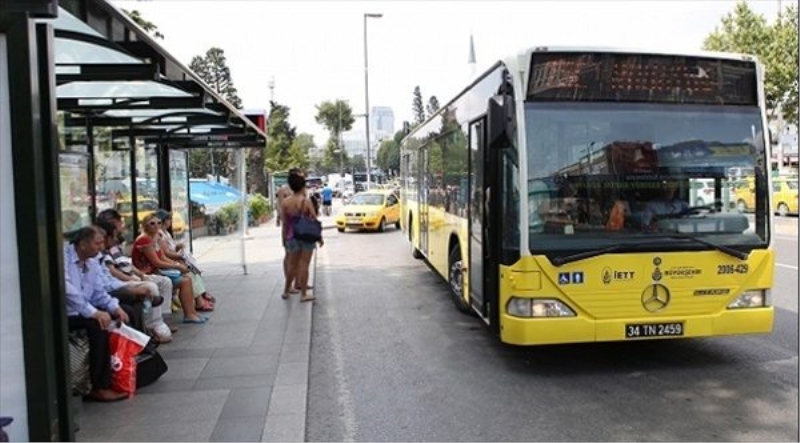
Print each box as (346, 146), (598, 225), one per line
(112, 0), (795, 146)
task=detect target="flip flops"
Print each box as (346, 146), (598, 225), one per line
(182, 316), (208, 324)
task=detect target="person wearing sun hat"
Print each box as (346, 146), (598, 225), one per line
(154, 209), (216, 310)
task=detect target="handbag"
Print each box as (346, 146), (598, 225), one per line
(293, 215), (322, 243)
(135, 343), (168, 389)
(68, 330), (92, 396)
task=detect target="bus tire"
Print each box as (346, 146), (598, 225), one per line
(448, 246), (471, 314)
(778, 203), (789, 217)
(395, 220), (401, 230)
(337, 227), (345, 233)
(737, 199), (747, 213)
(378, 217), (386, 233)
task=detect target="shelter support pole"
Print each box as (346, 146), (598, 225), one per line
(239, 148), (248, 275)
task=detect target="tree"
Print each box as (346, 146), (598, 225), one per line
(122, 9), (164, 39)
(376, 130), (404, 174)
(703, 1), (798, 125)
(264, 101), (298, 172)
(189, 48), (242, 109)
(189, 47), (246, 187)
(412, 86), (425, 125)
(315, 100), (355, 174)
(426, 95), (440, 117)
(322, 138), (350, 175)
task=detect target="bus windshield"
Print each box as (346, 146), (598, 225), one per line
(525, 102), (769, 256)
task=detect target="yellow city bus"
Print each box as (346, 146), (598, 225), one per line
(400, 47), (775, 345)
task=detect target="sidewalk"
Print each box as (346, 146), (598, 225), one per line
(76, 214), (336, 442)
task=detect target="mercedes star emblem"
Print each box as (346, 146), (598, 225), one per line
(641, 284), (670, 312)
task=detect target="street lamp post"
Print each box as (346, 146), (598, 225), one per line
(363, 12), (382, 190)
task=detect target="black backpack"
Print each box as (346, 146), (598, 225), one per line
(135, 343), (168, 389)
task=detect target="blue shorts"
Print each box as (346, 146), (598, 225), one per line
(158, 269), (183, 286)
(285, 238), (316, 253)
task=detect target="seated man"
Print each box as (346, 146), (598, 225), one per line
(641, 181), (691, 230)
(64, 226), (130, 402)
(97, 209), (175, 317)
(96, 219), (173, 343)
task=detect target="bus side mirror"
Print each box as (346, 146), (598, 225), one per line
(487, 96), (513, 149)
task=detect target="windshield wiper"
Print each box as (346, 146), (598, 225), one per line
(550, 245), (628, 267)
(652, 232), (749, 260)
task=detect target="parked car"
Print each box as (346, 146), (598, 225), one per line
(733, 175), (799, 216)
(335, 190), (401, 233)
(772, 176), (798, 216)
(690, 178), (715, 206)
(733, 177), (756, 213)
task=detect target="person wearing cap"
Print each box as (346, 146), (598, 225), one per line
(155, 209), (216, 309)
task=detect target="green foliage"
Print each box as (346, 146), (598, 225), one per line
(315, 100), (355, 174)
(248, 194), (271, 220)
(322, 138), (350, 174)
(122, 9), (164, 39)
(265, 101), (299, 172)
(188, 47), (244, 179)
(703, 1), (798, 125)
(216, 202), (241, 228)
(376, 130), (403, 174)
(188, 149), (229, 179)
(412, 86), (425, 125)
(350, 154), (366, 171)
(189, 47), (242, 109)
(426, 96), (440, 117)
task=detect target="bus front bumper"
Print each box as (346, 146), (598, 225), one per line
(499, 307), (774, 346)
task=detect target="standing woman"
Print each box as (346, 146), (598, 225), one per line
(281, 173), (322, 302)
(132, 213), (206, 324)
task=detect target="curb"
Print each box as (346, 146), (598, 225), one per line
(260, 245), (317, 442)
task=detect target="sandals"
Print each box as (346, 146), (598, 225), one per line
(182, 316), (208, 324)
(281, 292), (290, 299)
(196, 299), (214, 312)
(202, 293), (216, 303)
(300, 296), (317, 303)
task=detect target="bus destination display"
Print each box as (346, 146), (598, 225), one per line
(527, 52), (757, 105)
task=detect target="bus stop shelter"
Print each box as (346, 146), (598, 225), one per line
(1, 1), (265, 440)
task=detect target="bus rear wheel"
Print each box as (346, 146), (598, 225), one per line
(448, 246), (471, 313)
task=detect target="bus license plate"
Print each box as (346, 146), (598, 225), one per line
(625, 322), (684, 338)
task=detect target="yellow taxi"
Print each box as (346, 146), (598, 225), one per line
(733, 176), (756, 213)
(733, 175), (798, 216)
(335, 190), (401, 233)
(772, 176), (798, 216)
(116, 198), (186, 235)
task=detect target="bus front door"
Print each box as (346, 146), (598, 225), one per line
(468, 120), (486, 317)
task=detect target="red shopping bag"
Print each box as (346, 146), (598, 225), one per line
(108, 322), (151, 397)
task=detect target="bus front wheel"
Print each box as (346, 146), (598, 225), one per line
(448, 246), (471, 313)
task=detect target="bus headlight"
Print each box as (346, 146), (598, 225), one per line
(727, 289), (769, 309)
(507, 297), (576, 318)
